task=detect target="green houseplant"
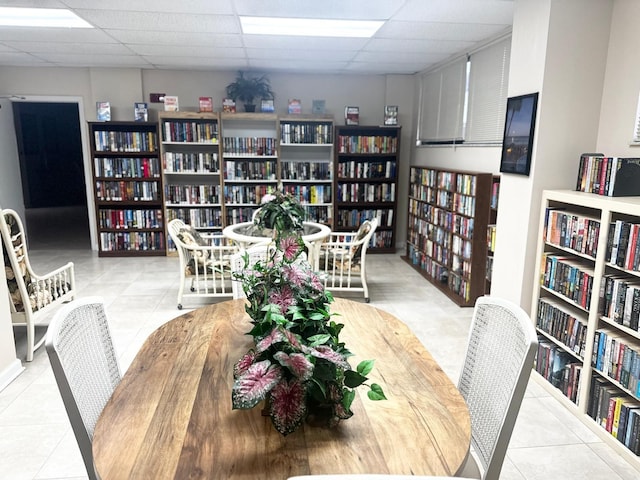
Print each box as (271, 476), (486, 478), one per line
(226, 70), (274, 112)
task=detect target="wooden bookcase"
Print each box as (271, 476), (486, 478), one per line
(220, 113), (279, 224)
(279, 115), (334, 225)
(89, 121), (165, 257)
(403, 166), (493, 307)
(158, 112), (223, 252)
(486, 176), (500, 292)
(531, 189), (640, 468)
(333, 125), (401, 252)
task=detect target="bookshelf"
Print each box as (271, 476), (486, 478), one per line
(486, 176), (500, 292)
(334, 125), (401, 252)
(220, 113), (279, 224)
(531, 189), (640, 467)
(279, 116), (334, 225)
(404, 167), (493, 307)
(158, 112), (223, 252)
(89, 121), (165, 257)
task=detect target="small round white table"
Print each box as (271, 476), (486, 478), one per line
(223, 221), (331, 268)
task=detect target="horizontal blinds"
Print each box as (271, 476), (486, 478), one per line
(465, 37), (511, 144)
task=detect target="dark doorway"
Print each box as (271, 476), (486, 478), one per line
(12, 102), (90, 249)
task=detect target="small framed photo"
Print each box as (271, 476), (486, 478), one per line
(500, 92), (539, 176)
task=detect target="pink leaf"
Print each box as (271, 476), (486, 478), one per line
(232, 360), (282, 409)
(308, 345), (351, 370)
(233, 350), (256, 378)
(269, 378), (308, 435)
(273, 351), (314, 381)
(256, 328), (286, 353)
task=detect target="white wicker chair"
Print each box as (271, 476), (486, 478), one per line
(1, 207), (76, 361)
(45, 297), (121, 480)
(167, 218), (238, 309)
(229, 243), (273, 299)
(317, 217), (378, 302)
(287, 296), (538, 480)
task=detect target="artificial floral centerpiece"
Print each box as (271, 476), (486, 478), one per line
(231, 192), (386, 435)
(253, 191), (305, 239)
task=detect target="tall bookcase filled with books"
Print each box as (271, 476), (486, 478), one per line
(486, 176), (500, 292)
(532, 189), (640, 467)
(158, 112), (223, 252)
(404, 167), (493, 307)
(89, 121), (165, 257)
(334, 125), (401, 252)
(279, 116), (334, 225)
(220, 113), (279, 224)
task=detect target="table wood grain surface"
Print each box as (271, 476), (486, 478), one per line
(93, 298), (471, 479)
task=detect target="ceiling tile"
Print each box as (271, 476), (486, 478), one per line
(393, 0), (513, 24)
(5, 41), (132, 55)
(377, 20), (509, 42)
(233, 0), (406, 20)
(63, 0), (234, 14)
(105, 30), (243, 48)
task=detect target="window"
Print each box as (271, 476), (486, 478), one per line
(417, 34), (511, 145)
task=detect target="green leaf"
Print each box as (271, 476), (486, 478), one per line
(367, 383), (387, 401)
(357, 359), (375, 376)
(344, 370), (367, 388)
(307, 334), (331, 346)
(342, 388), (356, 412)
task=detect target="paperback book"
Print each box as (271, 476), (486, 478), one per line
(163, 95), (179, 112)
(345, 106), (359, 125)
(261, 99), (275, 113)
(199, 96), (213, 112)
(384, 105), (398, 125)
(96, 101), (111, 121)
(288, 99), (302, 115)
(222, 98), (236, 113)
(134, 102), (148, 121)
(312, 99), (326, 115)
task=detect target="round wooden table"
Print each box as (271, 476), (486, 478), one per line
(93, 298), (471, 479)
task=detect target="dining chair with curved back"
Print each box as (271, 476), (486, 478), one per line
(229, 242), (273, 299)
(45, 297), (121, 480)
(287, 296), (538, 480)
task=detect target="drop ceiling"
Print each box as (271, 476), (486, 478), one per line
(0, 0), (513, 75)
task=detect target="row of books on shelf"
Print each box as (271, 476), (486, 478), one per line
(98, 208), (163, 230)
(451, 254), (472, 278)
(535, 338), (582, 404)
(280, 122), (332, 144)
(486, 256), (494, 282)
(544, 208), (600, 259)
(162, 121), (218, 143)
(281, 161), (331, 181)
(490, 180), (500, 209)
(225, 207), (257, 224)
(224, 185), (271, 205)
(576, 154), (640, 197)
(336, 160), (396, 179)
(453, 214), (474, 239)
(165, 208), (223, 229)
(607, 219), (640, 271)
(408, 238), (450, 266)
(301, 205), (332, 225)
(95, 180), (160, 202)
(592, 328), (640, 396)
(451, 236), (472, 261)
(99, 231), (165, 252)
(337, 183), (395, 203)
(449, 275), (471, 302)
(406, 244), (449, 283)
(222, 137), (277, 156)
(281, 184), (331, 204)
(336, 135), (398, 154)
(487, 225), (497, 253)
(164, 185), (220, 205)
(452, 193), (476, 217)
(600, 275), (640, 331)
(93, 131), (157, 153)
(540, 253), (594, 309)
(371, 230), (394, 249)
(335, 208), (393, 229)
(409, 184), (438, 204)
(224, 160), (277, 181)
(588, 376), (640, 454)
(454, 173), (479, 196)
(536, 297), (587, 357)
(94, 157), (160, 179)
(163, 152), (219, 174)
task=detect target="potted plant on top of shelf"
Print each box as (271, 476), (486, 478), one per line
(226, 71), (274, 112)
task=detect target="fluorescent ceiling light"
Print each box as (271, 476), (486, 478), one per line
(240, 16), (383, 38)
(0, 7), (93, 28)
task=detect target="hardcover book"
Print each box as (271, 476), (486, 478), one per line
(96, 101), (111, 121)
(134, 102), (148, 121)
(222, 98), (236, 113)
(261, 99), (275, 113)
(384, 105), (398, 125)
(312, 99), (326, 115)
(163, 95), (179, 112)
(345, 106), (359, 125)
(199, 96), (213, 112)
(288, 99), (302, 115)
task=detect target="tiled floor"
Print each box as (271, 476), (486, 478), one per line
(2, 210), (640, 479)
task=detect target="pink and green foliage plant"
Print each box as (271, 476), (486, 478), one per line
(231, 195), (386, 435)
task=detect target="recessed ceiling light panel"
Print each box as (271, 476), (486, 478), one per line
(0, 7), (93, 28)
(240, 16), (383, 38)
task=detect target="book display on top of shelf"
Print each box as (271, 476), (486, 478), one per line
(344, 106), (359, 125)
(222, 98), (236, 113)
(531, 189), (640, 468)
(312, 99), (326, 115)
(89, 121), (165, 257)
(221, 113), (279, 225)
(334, 125), (400, 253)
(261, 99), (275, 113)
(199, 96), (213, 113)
(288, 99), (302, 115)
(158, 112), (223, 252)
(576, 153), (640, 197)
(384, 105), (398, 126)
(404, 166), (494, 307)
(134, 102), (148, 121)
(280, 116), (334, 225)
(163, 95), (179, 112)
(96, 101), (111, 121)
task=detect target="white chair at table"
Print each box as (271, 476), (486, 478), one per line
(287, 296), (538, 480)
(167, 218), (238, 309)
(229, 242), (272, 299)
(317, 217), (378, 303)
(45, 297), (121, 480)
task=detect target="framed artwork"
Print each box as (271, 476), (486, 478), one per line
(499, 92), (539, 176)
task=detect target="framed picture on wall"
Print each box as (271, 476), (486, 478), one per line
(499, 92), (539, 176)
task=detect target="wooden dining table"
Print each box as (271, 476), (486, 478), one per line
(93, 298), (471, 479)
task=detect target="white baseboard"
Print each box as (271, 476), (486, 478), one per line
(0, 359), (24, 392)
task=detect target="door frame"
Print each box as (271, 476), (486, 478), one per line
(12, 95), (97, 251)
